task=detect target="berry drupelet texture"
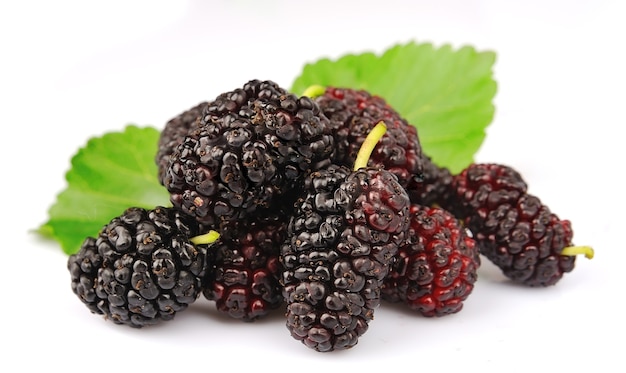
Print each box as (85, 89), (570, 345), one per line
(203, 217), (287, 322)
(449, 163), (589, 286)
(67, 206), (211, 328)
(407, 155), (455, 209)
(280, 164), (411, 352)
(156, 101), (208, 185)
(382, 204), (480, 316)
(313, 87), (424, 189)
(163, 79), (335, 230)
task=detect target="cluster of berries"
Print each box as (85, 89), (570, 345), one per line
(68, 80), (593, 352)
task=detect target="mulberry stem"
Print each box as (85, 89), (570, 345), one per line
(354, 121), (387, 171)
(561, 245), (594, 259)
(301, 85), (326, 98)
(190, 230), (220, 245)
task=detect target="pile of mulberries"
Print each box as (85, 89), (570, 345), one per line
(66, 80), (593, 351)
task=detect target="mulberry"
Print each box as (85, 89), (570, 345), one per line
(407, 155), (454, 209)
(450, 163), (593, 286)
(311, 86), (424, 189)
(280, 122), (411, 351)
(382, 204), (480, 316)
(164, 80), (335, 231)
(203, 216), (287, 322)
(156, 101), (208, 185)
(67, 206), (217, 328)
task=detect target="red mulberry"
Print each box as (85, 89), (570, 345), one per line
(203, 217), (287, 322)
(313, 86), (424, 189)
(382, 204), (480, 316)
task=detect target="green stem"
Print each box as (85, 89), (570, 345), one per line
(301, 84), (326, 98)
(190, 230), (220, 246)
(354, 121), (387, 171)
(561, 245), (594, 259)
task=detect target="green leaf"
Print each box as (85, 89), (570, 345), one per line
(38, 125), (171, 255)
(291, 41), (497, 174)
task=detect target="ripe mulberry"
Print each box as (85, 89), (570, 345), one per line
(312, 86), (424, 189)
(164, 80), (335, 231)
(203, 216), (287, 322)
(407, 155), (454, 209)
(67, 206), (216, 328)
(156, 101), (208, 185)
(382, 204), (480, 316)
(280, 122), (411, 351)
(450, 163), (593, 286)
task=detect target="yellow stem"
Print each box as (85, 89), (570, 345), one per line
(354, 121), (387, 171)
(190, 230), (220, 246)
(301, 84), (326, 98)
(561, 245), (594, 259)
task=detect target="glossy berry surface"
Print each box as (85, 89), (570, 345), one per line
(451, 163), (577, 286)
(383, 204), (480, 316)
(164, 80), (335, 230)
(156, 101), (207, 185)
(280, 164), (410, 352)
(67, 206), (210, 327)
(314, 87), (423, 189)
(203, 218), (286, 321)
(407, 155), (454, 209)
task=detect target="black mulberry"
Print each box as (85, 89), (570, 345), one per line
(156, 101), (208, 185)
(407, 155), (454, 209)
(382, 204), (480, 316)
(164, 80), (335, 231)
(280, 122), (411, 351)
(67, 206), (216, 327)
(449, 163), (593, 286)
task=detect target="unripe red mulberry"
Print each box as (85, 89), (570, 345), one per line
(203, 217), (286, 321)
(383, 204), (480, 316)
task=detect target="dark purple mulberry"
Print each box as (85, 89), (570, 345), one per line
(156, 101), (208, 185)
(407, 155), (455, 209)
(313, 86), (423, 189)
(450, 163), (593, 286)
(67, 206), (213, 328)
(203, 217), (287, 322)
(164, 80), (335, 231)
(382, 204), (480, 316)
(280, 164), (411, 352)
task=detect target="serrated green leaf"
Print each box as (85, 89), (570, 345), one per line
(291, 41), (497, 174)
(38, 125), (171, 255)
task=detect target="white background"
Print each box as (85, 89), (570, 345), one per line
(1, 0), (624, 371)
